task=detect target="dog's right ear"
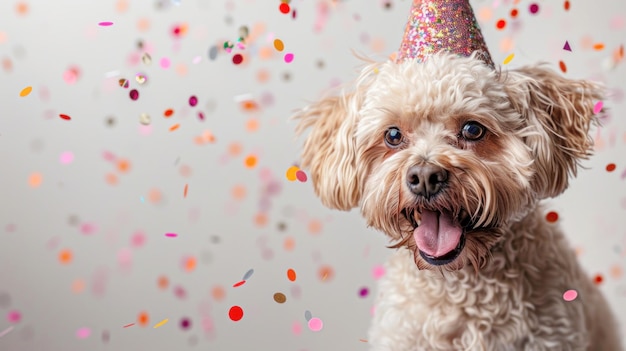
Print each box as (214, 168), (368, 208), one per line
(294, 91), (363, 211)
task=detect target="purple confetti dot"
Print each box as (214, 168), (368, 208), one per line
(529, 3), (539, 14)
(129, 89), (139, 100)
(359, 287), (369, 298)
(98, 21), (114, 26)
(180, 317), (192, 330)
(189, 95), (198, 107)
(284, 53), (294, 63)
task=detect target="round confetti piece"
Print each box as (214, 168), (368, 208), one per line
(286, 166), (299, 181)
(76, 327), (91, 339)
(545, 211), (559, 223)
(318, 265), (334, 281)
(165, 233), (178, 238)
(593, 274), (604, 285)
(160, 57), (171, 69)
(157, 276), (169, 289)
(372, 265), (386, 280)
(358, 287), (369, 298)
(183, 256), (196, 272)
(228, 306), (244, 321)
(244, 155), (258, 168)
(529, 3), (539, 14)
(153, 319), (168, 328)
(593, 43), (605, 51)
(28, 172), (43, 188)
(279, 3), (290, 14)
(164, 109), (174, 117)
(59, 151), (74, 165)
(503, 53), (515, 65)
(242, 269), (254, 280)
(208, 46), (218, 60)
(563, 289), (578, 301)
(287, 268), (297, 282)
(142, 53), (152, 65)
(98, 21), (113, 26)
(189, 95), (198, 107)
(273, 292), (287, 303)
(139, 113), (151, 125)
(606, 163), (616, 172)
(558, 61), (567, 73)
(59, 114), (71, 120)
(308, 317), (323, 332)
(211, 285), (226, 301)
(138, 311), (149, 326)
(233, 280), (246, 288)
(284, 53), (294, 63)
(274, 39), (285, 51)
(232, 54), (243, 65)
(593, 101), (603, 114)
(510, 8), (518, 18)
(7, 310), (21, 323)
(564, 1), (570, 10)
(495, 19), (506, 30)
(135, 73), (147, 84)
(304, 310), (312, 322)
(58, 249), (73, 264)
(19, 86), (32, 97)
(295, 170), (307, 182)
(180, 317), (191, 330)
(129, 89), (139, 100)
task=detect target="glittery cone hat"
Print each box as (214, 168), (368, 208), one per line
(396, 0), (494, 68)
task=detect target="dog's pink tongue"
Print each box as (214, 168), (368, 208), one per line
(413, 210), (462, 257)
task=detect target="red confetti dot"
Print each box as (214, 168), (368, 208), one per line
(164, 109), (174, 117)
(558, 61), (567, 73)
(228, 306), (244, 321)
(510, 9), (518, 18)
(59, 114), (71, 120)
(593, 274), (603, 285)
(279, 3), (290, 14)
(564, 1), (570, 10)
(606, 163), (616, 172)
(295, 170), (307, 182)
(545, 211), (559, 223)
(232, 54), (243, 65)
(232, 280), (246, 288)
(496, 19), (506, 30)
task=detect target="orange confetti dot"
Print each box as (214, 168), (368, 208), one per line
(244, 155), (258, 168)
(164, 109), (174, 117)
(286, 166), (300, 181)
(179, 165), (192, 177)
(58, 249), (73, 264)
(545, 211), (559, 223)
(510, 8), (518, 17)
(157, 276), (169, 290)
(183, 184), (188, 198)
(606, 163), (616, 172)
(246, 118), (259, 132)
(116, 0), (128, 13)
(318, 265), (334, 282)
(254, 212), (268, 227)
(28, 172), (43, 188)
(231, 184), (247, 200)
(259, 46), (274, 60)
(175, 63), (188, 76)
(593, 274), (604, 285)
(287, 268), (297, 282)
(148, 188), (162, 204)
(370, 37), (386, 53)
(257, 69), (270, 83)
(211, 285), (226, 301)
(105, 173), (118, 185)
(169, 123), (180, 132)
(116, 158), (131, 173)
(241, 100), (259, 111)
(71, 279), (85, 293)
(16, 2), (29, 15)
(273, 39), (285, 51)
(558, 60), (567, 73)
(137, 311), (149, 326)
(283, 237), (295, 251)
(228, 142), (242, 156)
(592, 43), (605, 51)
(184, 256), (197, 272)
(137, 18), (151, 32)
(308, 219), (322, 234)
(477, 6), (493, 22)
(564, 0), (570, 10)
(610, 265), (623, 279)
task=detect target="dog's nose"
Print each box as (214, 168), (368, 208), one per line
(406, 164), (448, 197)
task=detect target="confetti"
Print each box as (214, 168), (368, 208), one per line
(304, 310), (312, 321)
(59, 151), (74, 164)
(139, 113), (151, 125)
(510, 8), (518, 18)
(284, 53), (294, 63)
(358, 287), (369, 298)
(180, 318), (191, 330)
(372, 265), (386, 280)
(563, 41), (572, 51)
(142, 53), (152, 65)
(153, 319), (168, 328)
(6, 310), (21, 323)
(98, 21), (114, 26)
(164, 109), (174, 117)
(135, 73), (147, 84)
(138, 311), (149, 326)
(503, 53), (514, 65)
(607, 163), (616, 172)
(593, 274), (604, 285)
(232, 54), (243, 65)
(273, 292), (287, 303)
(564, 0), (570, 10)
(233, 280), (246, 288)
(189, 95), (198, 107)
(545, 211), (559, 223)
(165, 233), (178, 238)
(287, 268), (297, 282)
(495, 19), (506, 30)
(242, 268), (254, 280)
(308, 317), (323, 332)
(593, 43), (605, 51)
(558, 61), (567, 73)
(160, 57), (171, 69)
(129, 89), (139, 100)
(286, 166), (300, 181)
(76, 327), (91, 339)
(563, 289), (578, 301)
(228, 306), (244, 321)
(244, 155), (258, 168)
(59, 114), (72, 120)
(118, 78), (129, 88)
(529, 3), (539, 14)
(279, 3), (290, 14)
(58, 249), (73, 264)
(184, 184), (188, 197)
(19, 86), (32, 97)
(0, 326), (14, 338)
(273, 39), (285, 51)
(295, 170), (307, 182)
(593, 101), (603, 114)
(169, 124), (180, 132)
(208, 46), (218, 60)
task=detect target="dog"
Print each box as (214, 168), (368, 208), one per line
(294, 51), (622, 350)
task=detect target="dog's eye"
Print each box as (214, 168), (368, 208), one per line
(384, 127), (403, 147)
(461, 122), (486, 141)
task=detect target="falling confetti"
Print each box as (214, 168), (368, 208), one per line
(563, 41), (572, 51)
(593, 101), (603, 114)
(295, 170), (307, 182)
(287, 268), (297, 282)
(273, 39), (285, 51)
(503, 53), (515, 65)
(558, 61), (567, 73)
(529, 3), (539, 14)
(563, 289), (578, 301)
(184, 184), (188, 197)
(6, 310), (21, 323)
(273, 292), (287, 303)
(98, 21), (114, 26)
(153, 319), (169, 328)
(129, 89), (139, 100)
(233, 54), (243, 65)
(495, 19), (506, 30)
(138, 311), (149, 326)
(308, 317), (323, 332)
(545, 211), (559, 223)
(607, 163), (617, 172)
(233, 280), (246, 288)
(358, 287), (369, 298)
(593, 274), (604, 285)
(0, 326), (14, 338)
(59, 114), (72, 120)
(189, 95), (198, 107)
(284, 53), (294, 63)
(19, 86), (32, 97)
(286, 166), (300, 181)
(228, 306), (244, 321)
(165, 233), (178, 238)
(279, 3), (290, 14)
(242, 269), (255, 280)
(304, 310), (312, 321)
(169, 124), (180, 132)
(75, 327), (91, 339)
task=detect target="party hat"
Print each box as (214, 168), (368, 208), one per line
(396, 0), (494, 68)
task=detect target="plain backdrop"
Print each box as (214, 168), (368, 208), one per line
(0, 0), (625, 350)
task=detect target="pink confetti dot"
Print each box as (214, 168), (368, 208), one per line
(284, 53), (294, 63)
(165, 233), (178, 238)
(563, 289), (578, 301)
(529, 3), (539, 14)
(98, 22), (113, 26)
(291, 321), (302, 336)
(80, 222), (97, 235)
(307, 317), (323, 332)
(189, 95), (198, 107)
(131, 231), (146, 248)
(372, 265), (386, 280)
(76, 327), (91, 339)
(295, 170), (307, 182)
(593, 101), (603, 114)
(59, 151), (74, 164)
(160, 57), (171, 69)
(7, 310), (21, 323)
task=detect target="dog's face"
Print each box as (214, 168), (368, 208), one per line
(295, 53), (602, 271)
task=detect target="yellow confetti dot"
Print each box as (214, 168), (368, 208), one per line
(153, 319), (168, 328)
(286, 166), (300, 181)
(244, 155), (257, 168)
(19, 86), (32, 97)
(503, 53), (515, 64)
(273, 39), (285, 51)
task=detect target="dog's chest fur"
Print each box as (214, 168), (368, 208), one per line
(368, 207), (618, 351)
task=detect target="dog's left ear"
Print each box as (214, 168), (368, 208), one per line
(502, 65), (604, 198)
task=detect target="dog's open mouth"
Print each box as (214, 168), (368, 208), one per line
(402, 208), (470, 266)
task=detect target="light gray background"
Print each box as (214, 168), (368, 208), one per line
(1, 0), (625, 350)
